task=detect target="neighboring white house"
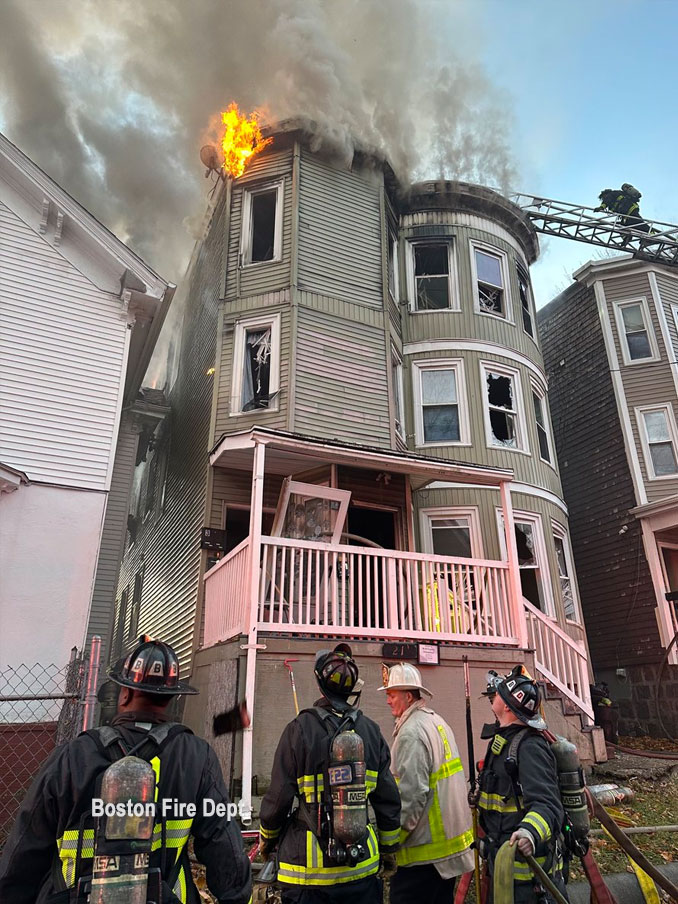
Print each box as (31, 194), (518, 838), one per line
(0, 132), (174, 671)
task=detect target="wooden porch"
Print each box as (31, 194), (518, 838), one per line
(203, 427), (594, 819)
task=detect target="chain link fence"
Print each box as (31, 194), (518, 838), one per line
(0, 638), (101, 847)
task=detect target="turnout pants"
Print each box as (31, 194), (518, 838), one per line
(280, 875), (381, 904)
(390, 863), (457, 904)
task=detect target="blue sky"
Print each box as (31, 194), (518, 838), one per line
(451, 0), (678, 303)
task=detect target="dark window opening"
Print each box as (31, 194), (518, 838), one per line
(515, 523), (544, 610)
(414, 243), (450, 310)
(225, 507), (275, 553)
(388, 235), (398, 297)
(241, 328), (272, 411)
(251, 190), (277, 262)
(431, 518), (472, 558)
(476, 249), (504, 316)
(533, 392), (551, 462)
(487, 372), (516, 447)
(517, 263), (534, 337)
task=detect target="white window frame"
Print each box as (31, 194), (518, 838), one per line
(388, 233), (400, 301)
(391, 345), (406, 440)
(470, 240), (513, 322)
(241, 179), (284, 266)
(405, 240), (460, 313)
(420, 506), (483, 559)
(530, 378), (555, 468)
(480, 361), (529, 454)
(636, 403), (678, 480)
(613, 297), (660, 366)
(496, 509), (555, 617)
(412, 359), (471, 447)
(551, 520), (581, 623)
(670, 303), (678, 360)
(230, 312), (281, 416)
(516, 260), (537, 342)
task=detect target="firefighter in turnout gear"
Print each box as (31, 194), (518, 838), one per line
(595, 183), (651, 235)
(258, 644), (401, 903)
(476, 666), (568, 903)
(0, 637), (252, 904)
(381, 664), (474, 904)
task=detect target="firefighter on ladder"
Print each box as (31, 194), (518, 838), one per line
(381, 663), (475, 904)
(595, 183), (651, 236)
(258, 644), (401, 903)
(0, 637), (252, 904)
(473, 666), (568, 903)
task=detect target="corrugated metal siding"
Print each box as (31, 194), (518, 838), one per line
(403, 347), (562, 494)
(114, 195), (227, 672)
(297, 151), (383, 306)
(401, 222), (543, 365)
(213, 302), (291, 439)
(0, 200), (128, 489)
(87, 422), (138, 662)
(224, 149), (293, 301)
(294, 306), (391, 445)
(538, 282), (662, 667)
(601, 275), (678, 502)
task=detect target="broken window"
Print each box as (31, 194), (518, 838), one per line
(242, 182), (281, 264)
(532, 390), (551, 463)
(241, 327), (272, 411)
(475, 248), (505, 316)
(421, 368), (460, 443)
(553, 529), (577, 620)
(486, 370), (518, 447)
(620, 302), (652, 360)
(414, 243), (451, 310)
(643, 409), (678, 476)
(517, 262), (534, 337)
(514, 521), (545, 611)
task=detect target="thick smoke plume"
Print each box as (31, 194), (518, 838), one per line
(0, 0), (517, 284)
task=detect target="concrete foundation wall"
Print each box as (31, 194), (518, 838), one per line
(188, 637), (600, 794)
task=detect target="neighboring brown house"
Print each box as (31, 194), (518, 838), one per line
(539, 256), (678, 736)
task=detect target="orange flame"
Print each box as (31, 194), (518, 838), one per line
(220, 103), (272, 178)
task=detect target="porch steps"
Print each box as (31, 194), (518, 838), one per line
(541, 681), (607, 766)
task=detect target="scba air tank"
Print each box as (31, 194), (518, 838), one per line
(551, 737), (590, 839)
(329, 730), (367, 844)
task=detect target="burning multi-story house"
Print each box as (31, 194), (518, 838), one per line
(110, 117), (604, 815)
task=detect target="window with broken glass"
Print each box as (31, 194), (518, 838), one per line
(517, 262), (534, 337)
(619, 302), (653, 361)
(241, 327), (272, 411)
(553, 529), (577, 620)
(532, 389), (552, 463)
(414, 243), (451, 310)
(421, 368), (460, 443)
(388, 234), (399, 299)
(515, 520), (546, 611)
(642, 409), (678, 476)
(475, 248), (505, 317)
(485, 369), (520, 448)
(391, 348), (405, 439)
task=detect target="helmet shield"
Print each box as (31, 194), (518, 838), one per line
(108, 638), (198, 696)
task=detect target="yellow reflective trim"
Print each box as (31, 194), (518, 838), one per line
(436, 724), (453, 762)
(523, 811), (550, 842)
(278, 826), (379, 885)
(150, 755), (160, 803)
(430, 757), (462, 787)
(378, 827), (400, 844)
(396, 782), (473, 866)
(478, 791), (520, 813)
(513, 854), (547, 881)
(260, 825), (280, 839)
(491, 735), (507, 755)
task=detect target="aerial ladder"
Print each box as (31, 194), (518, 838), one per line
(510, 193), (678, 268)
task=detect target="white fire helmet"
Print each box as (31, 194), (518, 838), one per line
(379, 662), (432, 697)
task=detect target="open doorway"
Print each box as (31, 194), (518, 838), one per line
(347, 506), (397, 550)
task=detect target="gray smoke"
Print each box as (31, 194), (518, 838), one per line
(0, 0), (517, 283)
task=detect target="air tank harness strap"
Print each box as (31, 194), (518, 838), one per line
(493, 841), (568, 904)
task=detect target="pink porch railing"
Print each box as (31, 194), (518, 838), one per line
(256, 537), (518, 644)
(524, 599), (594, 721)
(203, 539), (250, 646)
